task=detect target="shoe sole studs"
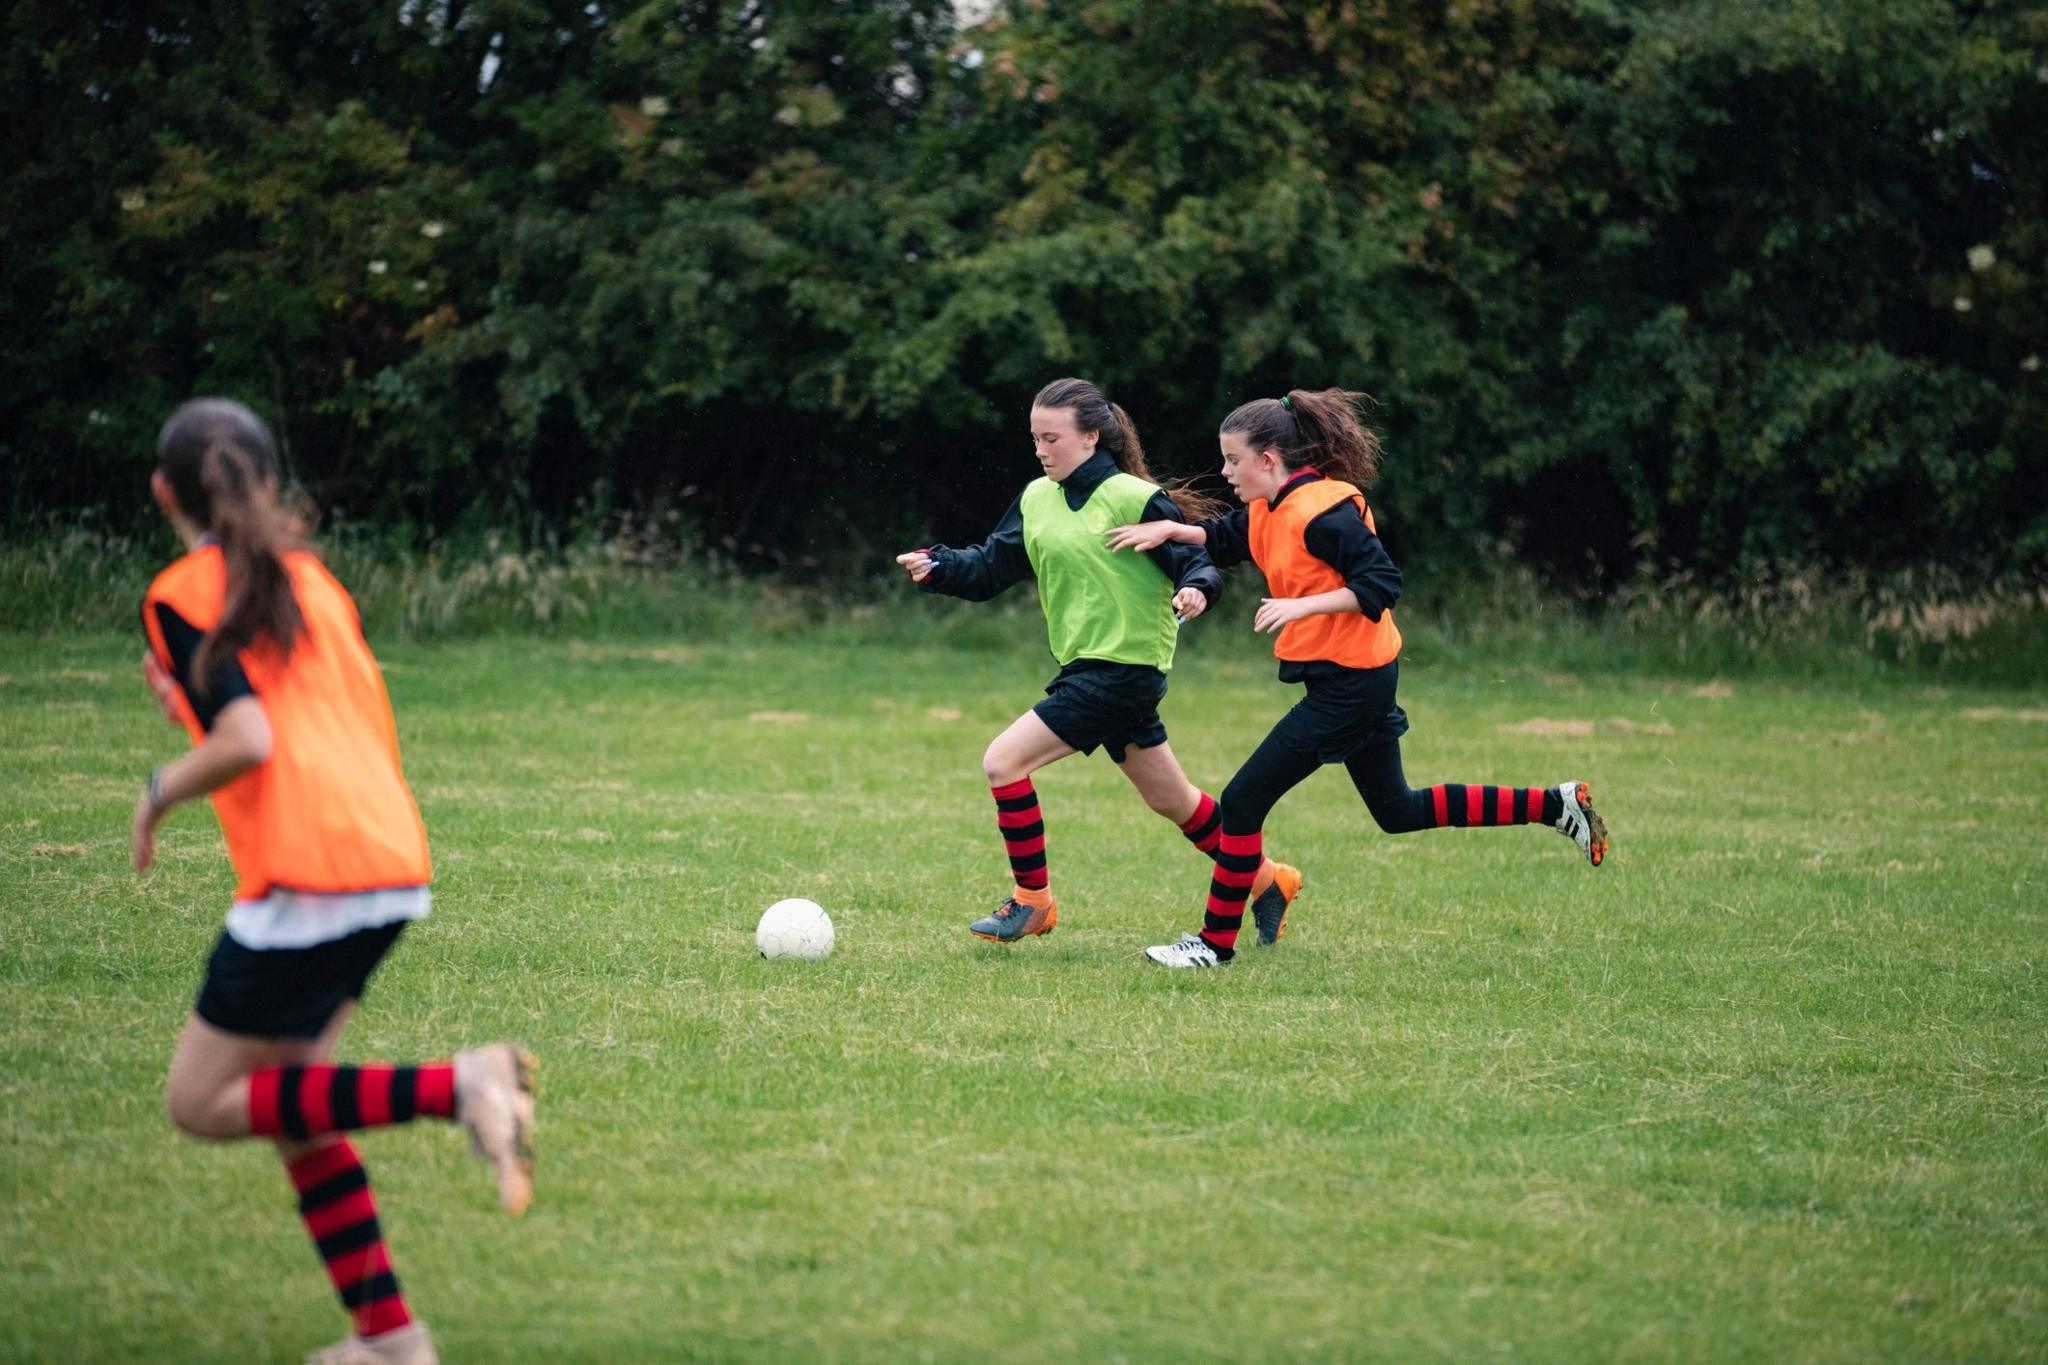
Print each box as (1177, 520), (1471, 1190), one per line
(1576, 783), (1609, 867)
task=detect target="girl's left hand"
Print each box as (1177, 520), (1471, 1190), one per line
(132, 787), (163, 872)
(1171, 587), (1207, 622)
(1253, 597), (1311, 634)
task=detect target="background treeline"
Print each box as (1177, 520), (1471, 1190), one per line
(5, 0), (2044, 591)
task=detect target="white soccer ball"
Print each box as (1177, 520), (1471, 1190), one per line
(756, 897), (835, 960)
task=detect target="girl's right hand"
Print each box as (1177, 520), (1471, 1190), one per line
(895, 550), (934, 583)
(1104, 522), (1177, 554)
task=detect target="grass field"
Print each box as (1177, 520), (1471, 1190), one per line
(3, 628), (2044, 1362)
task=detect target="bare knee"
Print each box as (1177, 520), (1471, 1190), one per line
(164, 1077), (241, 1140)
(983, 744), (1026, 788)
(165, 1088), (223, 1139)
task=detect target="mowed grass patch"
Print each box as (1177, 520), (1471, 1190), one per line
(1, 632), (2044, 1362)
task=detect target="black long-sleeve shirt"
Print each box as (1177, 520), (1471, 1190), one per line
(919, 451), (1223, 606)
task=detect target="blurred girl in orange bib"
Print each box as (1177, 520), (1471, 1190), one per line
(134, 398), (535, 1364)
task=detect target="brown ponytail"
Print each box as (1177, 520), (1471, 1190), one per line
(156, 399), (308, 690)
(1032, 378), (1225, 521)
(1218, 387), (1384, 490)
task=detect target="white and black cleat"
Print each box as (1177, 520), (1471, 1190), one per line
(1144, 933), (1228, 969)
(1554, 781), (1608, 867)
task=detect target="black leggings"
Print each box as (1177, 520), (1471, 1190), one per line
(1220, 660), (1425, 836)
(1222, 729), (1434, 836)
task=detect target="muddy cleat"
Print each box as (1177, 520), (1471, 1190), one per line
(454, 1044), (536, 1215)
(1248, 860), (1302, 946)
(1554, 781), (1608, 867)
(305, 1324), (437, 1365)
(1144, 933), (1227, 969)
(968, 889), (1058, 943)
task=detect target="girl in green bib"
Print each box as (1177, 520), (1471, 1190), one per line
(896, 378), (1301, 945)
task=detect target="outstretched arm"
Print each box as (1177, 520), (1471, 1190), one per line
(898, 495), (1032, 602)
(1103, 519), (1203, 553)
(1195, 507), (1253, 571)
(1108, 506), (1252, 573)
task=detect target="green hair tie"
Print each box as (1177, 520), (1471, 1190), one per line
(1280, 395), (1292, 409)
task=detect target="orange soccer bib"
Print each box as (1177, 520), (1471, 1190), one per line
(142, 548), (431, 900)
(1247, 477), (1402, 670)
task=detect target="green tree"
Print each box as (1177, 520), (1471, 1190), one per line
(4, 0), (2041, 585)
(877, 0), (2046, 580)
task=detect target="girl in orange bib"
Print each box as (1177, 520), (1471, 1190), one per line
(133, 399), (534, 1364)
(1108, 389), (1609, 968)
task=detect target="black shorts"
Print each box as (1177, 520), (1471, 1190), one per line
(1032, 662), (1169, 764)
(1285, 658), (1412, 764)
(194, 922), (407, 1040)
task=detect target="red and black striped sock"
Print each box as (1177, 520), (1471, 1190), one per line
(1423, 785), (1561, 829)
(1199, 829), (1263, 958)
(286, 1139), (413, 1340)
(1178, 791), (1224, 861)
(249, 1064), (456, 1141)
(992, 778), (1048, 892)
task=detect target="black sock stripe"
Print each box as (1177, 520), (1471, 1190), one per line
(1010, 851), (1047, 874)
(1001, 820), (1045, 842)
(339, 1270), (403, 1310)
(1216, 851), (1263, 873)
(315, 1217), (384, 1262)
(328, 1068), (362, 1132)
(389, 1068), (418, 1125)
(1206, 886), (1252, 906)
(995, 793), (1040, 813)
(1446, 785), (1469, 827)
(298, 1166), (370, 1215)
(277, 1066), (309, 1141)
(1202, 909), (1244, 931)
(1185, 812), (1223, 841)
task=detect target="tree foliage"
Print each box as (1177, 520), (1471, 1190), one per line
(5, 0), (2042, 584)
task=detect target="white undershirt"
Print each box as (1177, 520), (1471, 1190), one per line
(225, 885), (431, 950)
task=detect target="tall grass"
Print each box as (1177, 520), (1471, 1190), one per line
(0, 516), (1056, 655)
(0, 514), (753, 642)
(2, 519), (2043, 685)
